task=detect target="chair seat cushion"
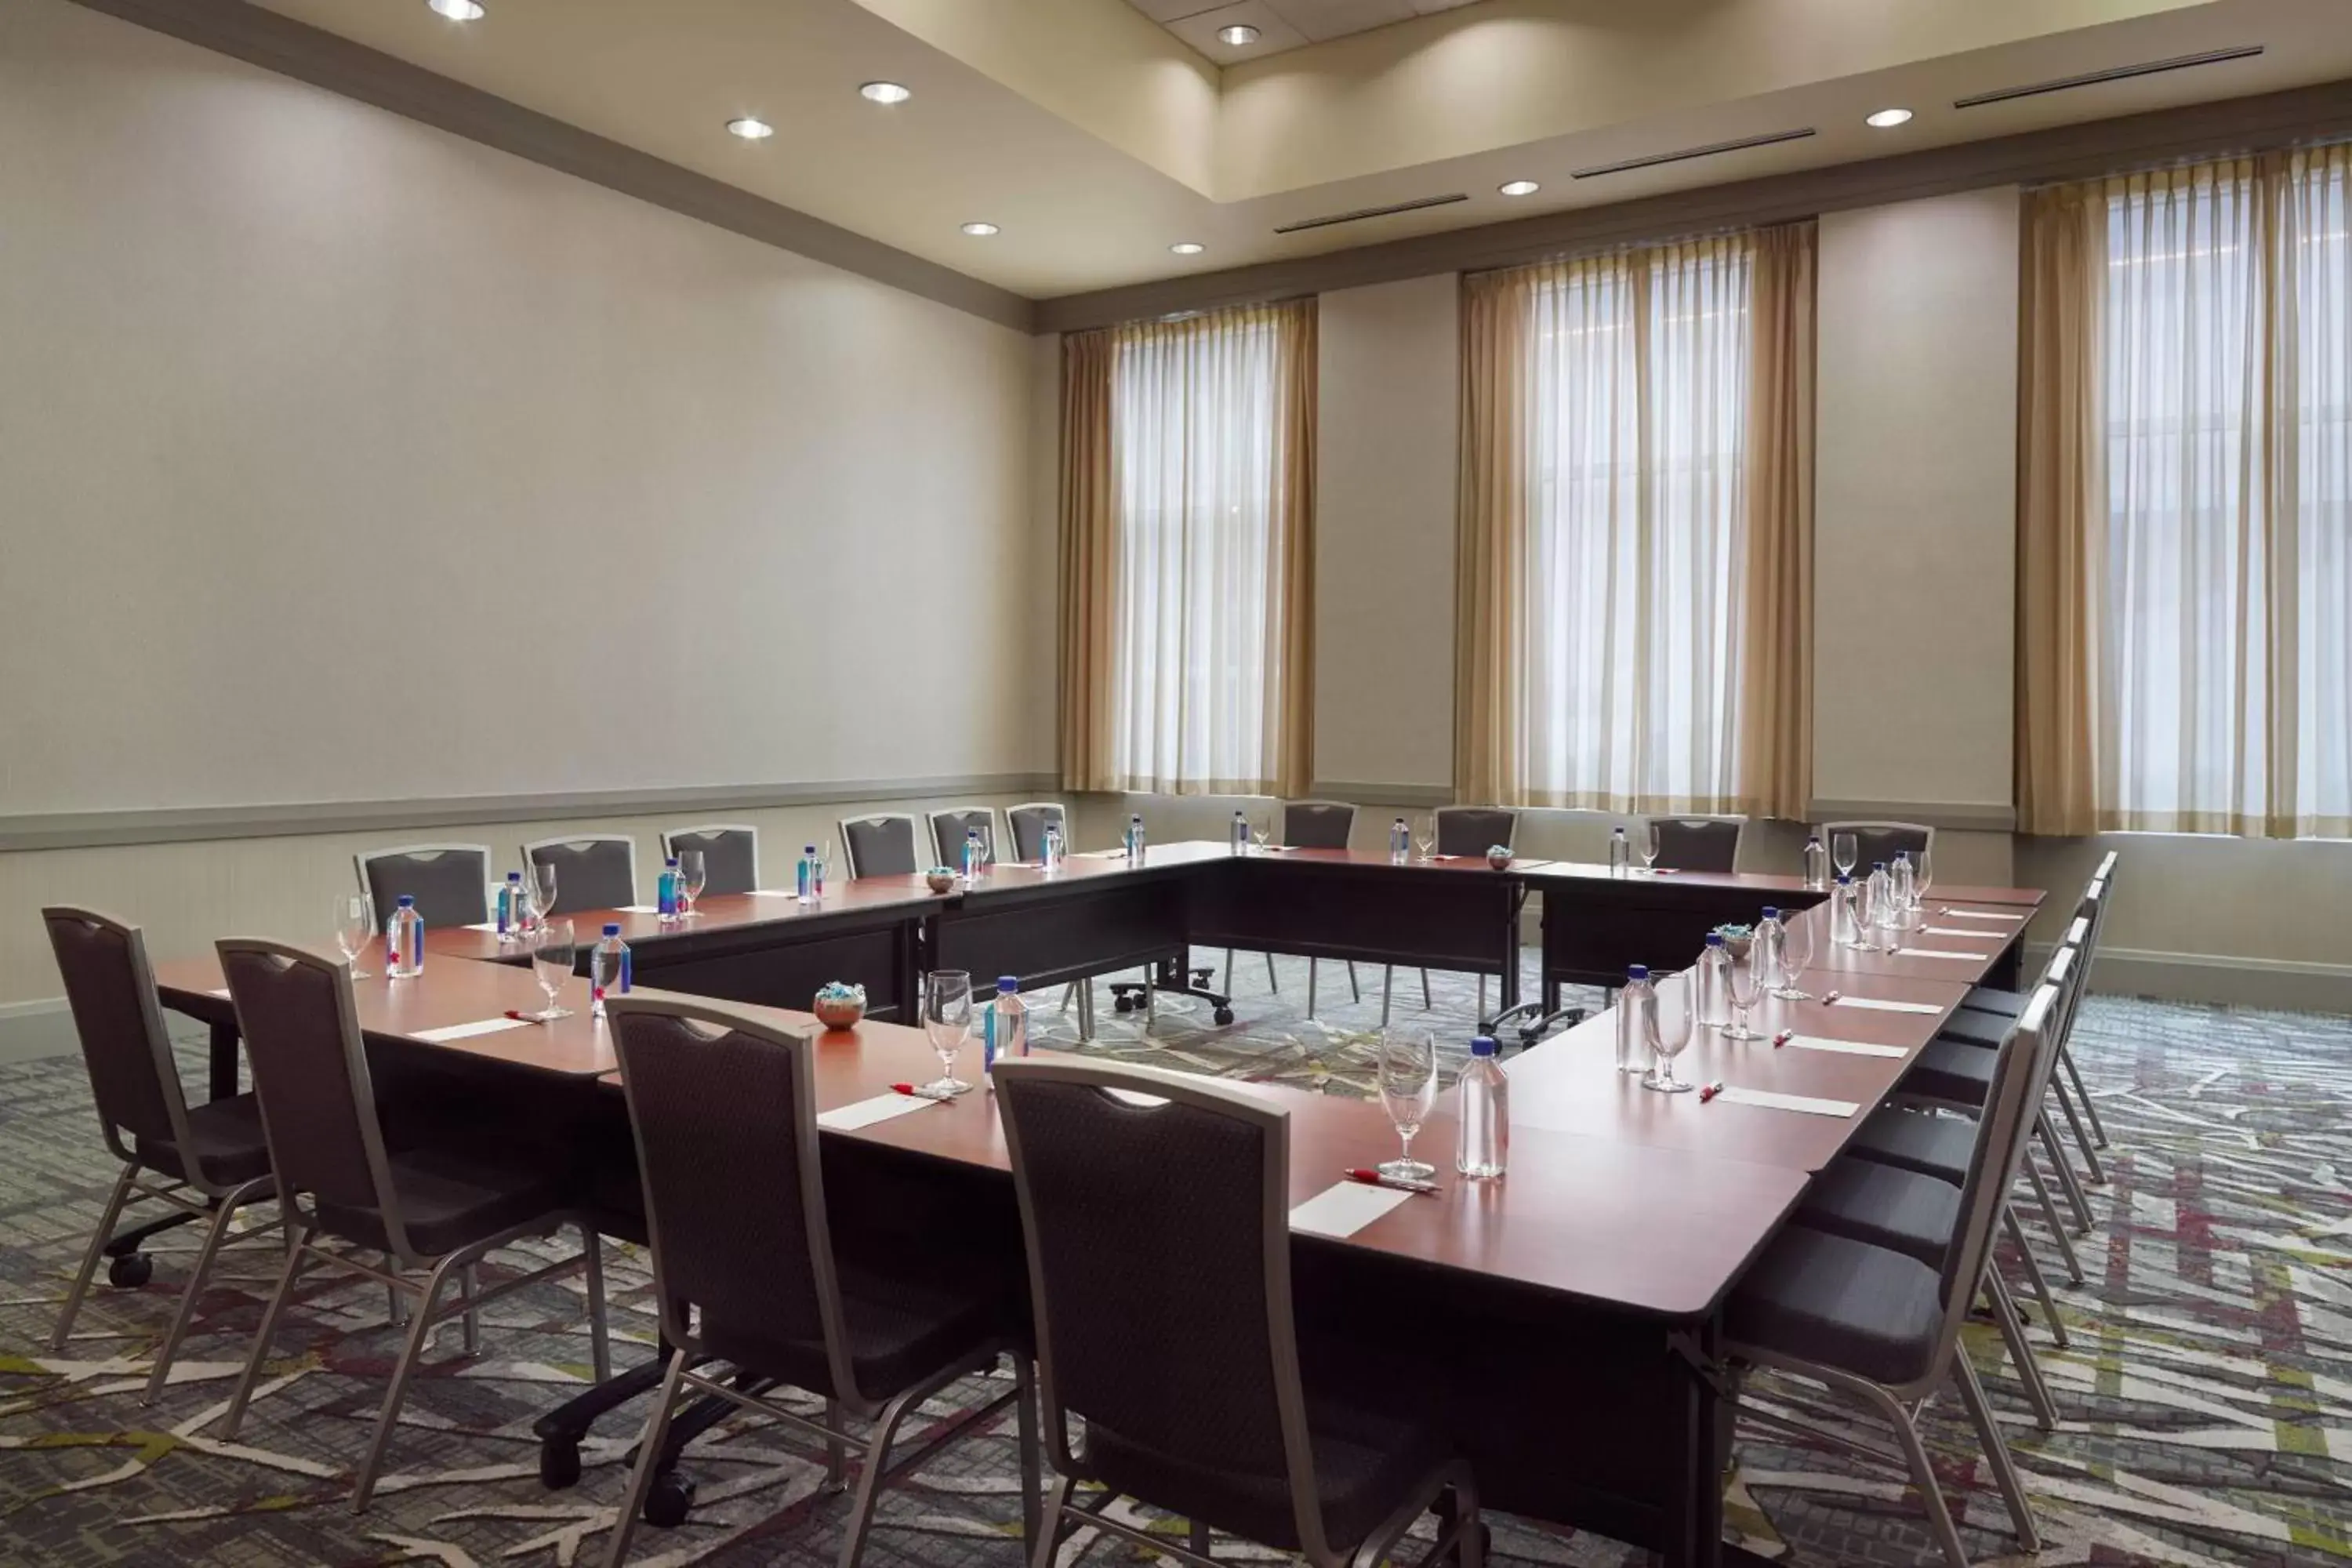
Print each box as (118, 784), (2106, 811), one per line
(315, 1144), (564, 1258)
(135, 1094), (272, 1189)
(1847, 1106), (1974, 1185)
(1964, 985), (2028, 1016)
(1938, 1008), (2010, 1048)
(1082, 1388), (1450, 1553)
(1727, 1226), (1944, 1386)
(1900, 1038), (1996, 1107)
(1796, 1159), (1960, 1271)
(701, 1254), (1011, 1406)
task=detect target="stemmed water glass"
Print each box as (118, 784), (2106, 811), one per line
(1375, 1029), (1439, 1181)
(1251, 814), (1275, 855)
(531, 920), (576, 1019)
(1831, 832), (1859, 881)
(1912, 845), (1936, 915)
(922, 971), (975, 1096)
(677, 850), (706, 919)
(1413, 815), (1437, 862)
(1644, 971), (1695, 1094)
(533, 862), (560, 921)
(1638, 822), (1661, 874)
(1771, 913), (1815, 1001)
(333, 894), (375, 980)
(1722, 949), (1766, 1042)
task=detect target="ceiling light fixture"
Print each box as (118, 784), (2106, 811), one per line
(426, 0), (485, 18)
(726, 117), (775, 140)
(1865, 107), (1915, 128)
(961, 221), (1000, 237)
(1218, 24), (1261, 45)
(1170, 241), (1205, 255)
(859, 81), (912, 105)
(1497, 179), (1540, 197)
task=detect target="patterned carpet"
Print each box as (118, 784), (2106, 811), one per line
(3, 950), (2349, 1568)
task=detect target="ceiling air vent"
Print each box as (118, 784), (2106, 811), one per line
(1274, 192), (1468, 234)
(1572, 127), (1817, 180)
(1955, 45), (2263, 109)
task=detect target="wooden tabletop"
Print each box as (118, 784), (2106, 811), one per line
(424, 877), (948, 962)
(1515, 860), (1820, 896)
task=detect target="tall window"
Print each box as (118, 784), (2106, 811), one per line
(1058, 301), (1316, 796)
(2020, 145), (2350, 837)
(1457, 226), (1815, 815)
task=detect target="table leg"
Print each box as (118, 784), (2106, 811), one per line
(208, 1018), (239, 1102)
(1667, 1320), (1728, 1568)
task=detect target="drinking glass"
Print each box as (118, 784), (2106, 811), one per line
(1831, 832), (1858, 880)
(1722, 953), (1765, 1042)
(1375, 1029), (1439, 1181)
(533, 862), (560, 920)
(532, 920), (576, 1019)
(333, 894), (375, 980)
(1912, 846), (1936, 910)
(1638, 822), (1661, 874)
(1252, 814), (1276, 855)
(1643, 971), (1696, 1094)
(1413, 815), (1437, 862)
(922, 971), (975, 1096)
(677, 850), (706, 918)
(1771, 913), (1814, 1000)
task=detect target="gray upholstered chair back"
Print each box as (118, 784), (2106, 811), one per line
(840, 815), (922, 878)
(929, 808), (1000, 868)
(995, 1056), (1335, 1558)
(1434, 806), (1517, 857)
(521, 837), (638, 913)
(215, 938), (402, 1247)
(1653, 818), (1744, 873)
(1940, 985), (2060, 1315)
(1006, 802), (1068, 862)
(354, 844), (492, 929)
(1820, 821), (1934, 867)
(662, 826), (760, 898)
(42, 906), (194, 1171)
(1282, 800), (1356, 850)
(607, 996), (857, 1402)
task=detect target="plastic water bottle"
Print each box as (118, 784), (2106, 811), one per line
(1043, 822), (1063, 870)
(1231, 811), (1249, 854)
(590, 923), (631, 1018)
(982, 976), (1025, 1078)
(1389, 817), (1410, 863)
(1891, 851), (1916, 925)
(1616, 964), (1655, 1073)
(1831, 873), (1860, 947)
(387, 895), (425, 978)
(797, 844), (816, 904)
(657, 857), (681, 926)
(1608, 825), (1631, 876)
(1126, 814), (1146, 861)
(1866, 862), (1893, 946)
(497, 871), (524, 943)
(1455, 1036), (1509, 1179)
(1802, 833), (1829, 891)
(963, 827), (984, 881)
(1696, 933), (1731, 1028)
(1757, 907), (1788, 988)
(813, 845), (827, 898)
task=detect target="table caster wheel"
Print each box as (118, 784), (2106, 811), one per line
(538, 1437), (581, 1490)
(1213, 1007), (1235, 1026)
(1112, 995), (1134, 1013)
(108, 1253), (153, 1289)
(644, 1471), (695, 1529)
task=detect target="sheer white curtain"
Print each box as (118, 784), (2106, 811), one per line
(1101, 301), (1314, 795)
(2094, 147), (2351, 836)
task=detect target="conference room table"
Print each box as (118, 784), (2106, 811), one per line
(140, 843), (2045, 1568)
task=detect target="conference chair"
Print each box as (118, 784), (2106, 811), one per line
(659, 825), (760, 898)
(354, 843), (493, 930)
(42, 908), (281, 1404)
(1382, 806), (1522, 1027)
(1818, 819), (1935, 870)
(212, 938), (611, 1512)
(599, 995), (1035, 1568)
(838, 813), (923, 878)
(1651, 817), (1744, 873)
(521, 835), (640, 914)
(1722, 985), (2059, 1568)
(928, 805), (1001, 870)
(1283, 800), (1364, 1019)
(994, 1056), (1483, 1568)
(1005, 800), (1069, 863)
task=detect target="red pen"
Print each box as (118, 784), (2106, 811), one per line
(1823, 989), (1844, 1004)
(890, 1082), (953, 1101)
(1772, 1029), (1794, 1047)
(1698, 1081), (1726, 1103)
(1344, 1167), (1439, 1196)
(503, 1009), (542, 1023)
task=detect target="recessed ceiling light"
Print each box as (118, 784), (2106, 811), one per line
(1498, 179), (1540, 197)
(725, 117), (775, 140)
(960, 221), (1000, 237)
(1218, 24), (1261, 45)
(859, 82), (912, 105)
(426, 0), (484, 18)
(1866, 107), (1915, 128)
(1170, 241), (1206, 255)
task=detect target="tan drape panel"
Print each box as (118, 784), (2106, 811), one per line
(1057, 299), (1316, 797)
(1057, 329), (1117, 791)
(1455, 221), (1817, 816)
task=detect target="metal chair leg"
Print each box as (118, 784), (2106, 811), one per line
(601, 1346), (689, 1568)
(1953, 1346), (2041, 1551)
(1058, 983), (1075, 1014)
(2038, 1113), (2096, 1234)
(2061, 1041), (2109, 1148)
(1864, 1385), (1970, 1568)
(354, 1254), (462, 1511)
(2002, 1203), (2071, 1349)
(1381, 967), (1394, 1027)
(219, 1224), (313, 1441)
(582, 1226), (612, 1382)
(143, 1178), (271, 1403)
(1307, 959), (1319, 1019)
(1984, 1270), (2058, 1431)
(1345, 962), (1362, 1003)
(821, 1397), (848, 1494)
(1029, 1475), (1075, 1568)
(834, 1382), (928, 1568)
(2050, 1071), (2107, 1184)
(1189, 1522), (1210, 1558)
(1013, 1357), (1042, 1547)
(1265, 953), (1278, 992)
(52, 1162), (138, 1352)
(2022, 1163), (2085, 1285)
(1223, 948), (1237, 996)
(1078, 978), (1095, 1042)
(459, 1263), (482, 1356)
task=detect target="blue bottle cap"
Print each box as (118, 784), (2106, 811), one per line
(1762, 906), (1778, 919)
(1628, 964), (1649, 981)
(1875, 860), (1889, 870)
(997, 976), (1019, 993)
(1705, 932), (1725, 946)
(666, 857), (678, 867)
(1470, 1035), (1497, 1057)
(508, 870), (522, 880)
(804, 844), (817, 852)
(1838, 872), (1853, 884)
(602, 923), (621, 936)
(396, 895), (414, 907)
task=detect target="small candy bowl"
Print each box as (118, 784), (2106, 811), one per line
(1713, 924), (1755, 962)
(813, 981), (867, 1031)
(924, 866), (957, 895)
(1484, 844), (1513, 870)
